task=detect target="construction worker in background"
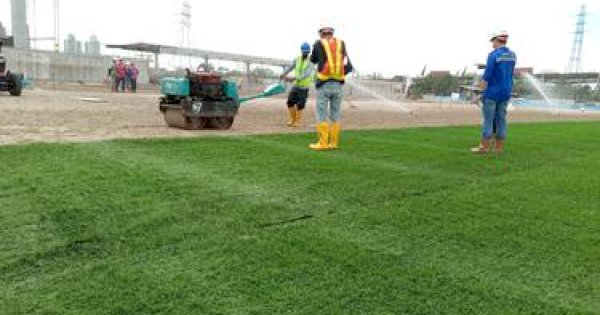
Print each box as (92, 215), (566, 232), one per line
(280, 43), (314, 127)
(472, 31), (516, 155)
(127, 62), (140, 93)
(115, 58), (127, 93)
(309, 25), (353, 150)
(108, 59), (117, 92)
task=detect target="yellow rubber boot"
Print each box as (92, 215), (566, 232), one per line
(295, 110), (303, 127)
(309, 122), (330, 151)
(287, 107), (297, 127)
(329, 123), (341, 150)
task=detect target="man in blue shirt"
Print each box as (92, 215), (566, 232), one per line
(472, 31), (516, 155)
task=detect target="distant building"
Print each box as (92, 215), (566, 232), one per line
(64, 34), (83, 55)
(429, 71), (451, 78)
(85, 35), (102, 56)
(10, 0), (30, 49)
(0, 22), (6, 38)
(515, 67), (534, 75)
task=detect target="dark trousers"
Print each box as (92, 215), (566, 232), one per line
(130, 79), (137, 93)
(115, 77), (125, 92)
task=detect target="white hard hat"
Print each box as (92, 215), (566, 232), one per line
(319, 24), (335, 33)
(490, 30), (509, 41)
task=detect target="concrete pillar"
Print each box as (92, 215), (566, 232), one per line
(245, 62), (251, 82)
(154, 53), (160, 69)
(0, 22), (6, 38)
(11, 0), (30, 49)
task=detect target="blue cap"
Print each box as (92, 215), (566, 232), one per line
(301, 42), (311, 53)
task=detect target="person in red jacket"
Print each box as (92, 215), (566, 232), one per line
(115, 59), (127, 92)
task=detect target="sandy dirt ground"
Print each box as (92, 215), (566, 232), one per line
(1, 89), (600, 146)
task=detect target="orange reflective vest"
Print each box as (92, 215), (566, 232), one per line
(317, 38), (346, 81)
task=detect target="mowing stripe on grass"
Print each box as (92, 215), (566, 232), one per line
(1, 122), (599, 314)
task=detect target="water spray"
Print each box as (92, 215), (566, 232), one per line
(346, 80), (414, 115)
(523, 73), (559, 114)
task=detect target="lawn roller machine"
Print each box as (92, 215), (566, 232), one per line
(0, 37), (24, 96)
(159, 67), (286, 130)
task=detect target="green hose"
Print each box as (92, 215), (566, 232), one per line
(239, 82), (287, 104)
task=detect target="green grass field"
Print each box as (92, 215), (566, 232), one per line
(1, 122), (599, 314)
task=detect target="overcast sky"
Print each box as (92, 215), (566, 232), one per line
(1, 0), (599, 76)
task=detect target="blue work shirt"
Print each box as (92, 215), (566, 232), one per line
(483, 46), (517, 102)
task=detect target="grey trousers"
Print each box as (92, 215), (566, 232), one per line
(316, 81), (344, 123)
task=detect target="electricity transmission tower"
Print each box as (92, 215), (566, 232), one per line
(179, 1), (192, 67)
(567, 5), (586, 73)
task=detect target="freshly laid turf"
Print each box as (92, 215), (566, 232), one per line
(1, 122), (599, 315)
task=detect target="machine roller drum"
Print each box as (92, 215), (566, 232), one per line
(163, 107), (209, 130)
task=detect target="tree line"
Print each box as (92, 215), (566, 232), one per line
(408, 73), (600, 103)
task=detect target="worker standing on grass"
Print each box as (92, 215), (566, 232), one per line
(280, 43), (315, 127)
(471, 31), (516, 155)
(309, 25), (353, 151)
